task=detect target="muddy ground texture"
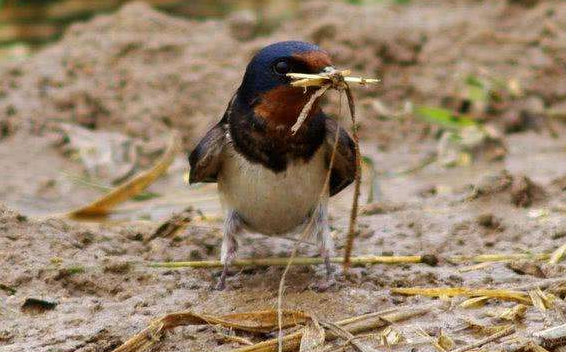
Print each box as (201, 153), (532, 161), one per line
(2, 1), (566, 351)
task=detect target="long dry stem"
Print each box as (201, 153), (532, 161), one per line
(451, 326), (515, 352)
(343, 86), (361, 269)
(149, 255), (429, 268)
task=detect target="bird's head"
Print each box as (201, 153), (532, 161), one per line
(236, 41), (334, 129)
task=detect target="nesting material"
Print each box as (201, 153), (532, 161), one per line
(391, 287), (532, 304)
(287, 71), (380, 88)
(286, 69), (379, 269)
(287, 70), (379, 134)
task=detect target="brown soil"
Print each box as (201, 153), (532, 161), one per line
(2, 1), (566, 351)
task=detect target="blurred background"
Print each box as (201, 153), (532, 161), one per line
(0, 0), (300, 58)
(1, 0), (565, 220)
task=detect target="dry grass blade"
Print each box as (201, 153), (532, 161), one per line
(451, 326), (515, 352)
(379, 327), (404, 346)
(416, 328), (447, 352)
(149, 255), (429, 269)
(460, 296), (490, 308)
(533, 324), (566, 348)
(287, 72), (379, 87)
(227, 305), (434, 352)
(391, 287), (532, 304)
(343, 86), (361, 269)
(529, 288), (556, 312)
(291, 85), (330, 133)
(111, 310), (313, 352)
(68, 133), (179, 218)
(145, 206), (193, 243)
(549, 243), (566, 264)
(462, 319), (512, 336)
(320, 321), (378, 352)
(495, 304), (527, 321)
(300, 317), (325, 352)
(222, 335), (255, 346)
(450, 253), (551, 263)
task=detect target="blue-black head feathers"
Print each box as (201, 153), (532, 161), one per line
(237, 41), (332, 107)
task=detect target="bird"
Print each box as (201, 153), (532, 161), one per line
(188, 41), (356, 289)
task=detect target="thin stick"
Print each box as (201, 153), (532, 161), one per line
(343, 86), (361, 269)
(149, 255), (429, 268)
(451, 326), (515, 352)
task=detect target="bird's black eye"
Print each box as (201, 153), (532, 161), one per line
(273, 60), (291, 75)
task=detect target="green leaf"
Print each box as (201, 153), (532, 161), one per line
(465, 75), (489, 104)
(414, 106), (478, 130)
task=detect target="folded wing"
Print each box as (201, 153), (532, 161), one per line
(325, 118), (356, 196)
(188, 122), (228, 183)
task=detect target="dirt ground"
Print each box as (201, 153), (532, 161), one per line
(2, 1), (566, 351)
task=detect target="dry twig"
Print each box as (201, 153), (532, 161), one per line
(391, 287), (532, 305)
(451, 326), (515, 352)
(286, 69), (379, 270)
(149, 255), (431, 269)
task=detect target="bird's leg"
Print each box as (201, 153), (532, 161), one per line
(313, 202), (335, 277)
(217, 210), (242, 290)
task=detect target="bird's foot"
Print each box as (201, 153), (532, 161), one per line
(215, 264), (230, 290)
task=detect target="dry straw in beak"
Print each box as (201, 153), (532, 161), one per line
(286, 68), (379, 269)
(286, 69), (379, 134)
(287, 70), (380, 89)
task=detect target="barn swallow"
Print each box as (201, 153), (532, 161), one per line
(189, 41), (356, 289)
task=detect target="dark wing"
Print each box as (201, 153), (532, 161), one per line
(324, 118), (356, 196)
(188, 122), (228, 183)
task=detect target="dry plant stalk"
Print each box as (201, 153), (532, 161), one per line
(320, 321), (378, 352)
(462, 319), (512, 336)
(532, 324), (566, 349)
(495, 304), (527, 321)
(450, 253), (551, 263)
(416, 328), (451, 352)
(149, 255), (429, 268)
(451, 326), (515, 352)
(229, 305), (433, 352)
(529, 288), (556, 312)
(459, 296), (491, 308)
(287, 69), (379, 270)
(549, 242), (566, 264)
(110, 305), (432, 352)
(68, 132), (179, 218)
(111, 310), (314, 352)
(391, 287), (532, 305)
(343, 87), (362, 269)
(287, 72), (379, 87)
